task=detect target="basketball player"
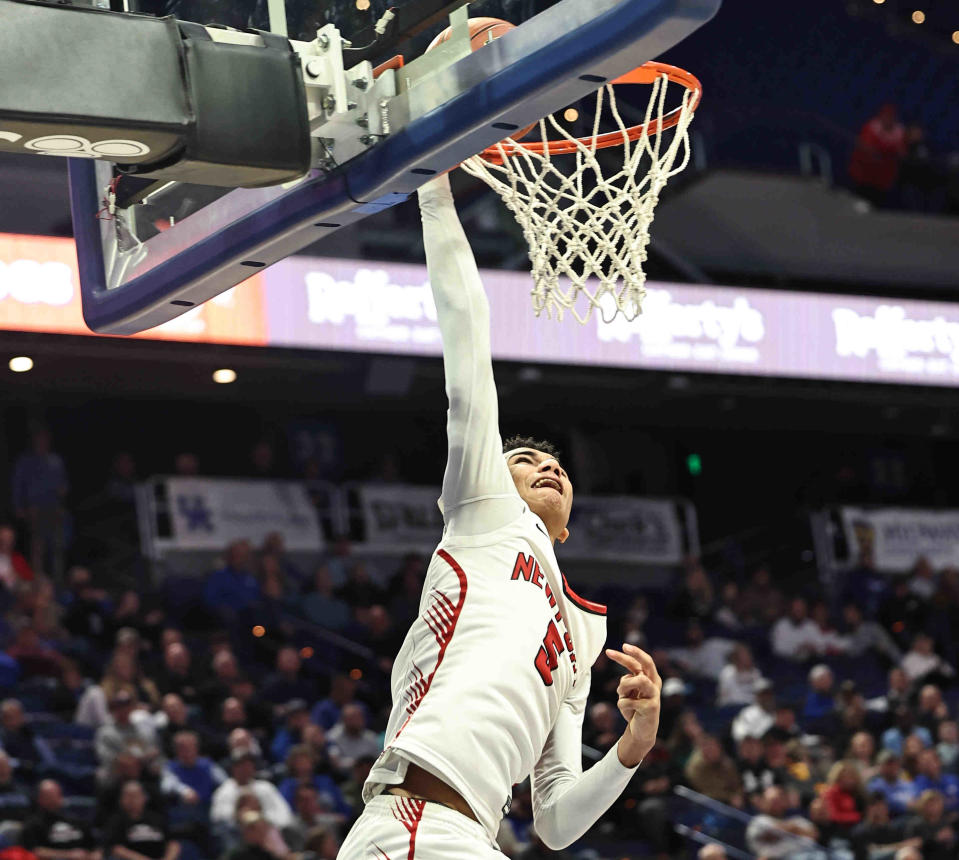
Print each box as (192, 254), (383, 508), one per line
(337, 174), (662, 859)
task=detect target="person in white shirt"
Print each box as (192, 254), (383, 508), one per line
(337, 175), (663, 860)
(745, 786), (820, 859)
(716, 644), (765, 708)
(806, 602), (850, 658)
(210, 751), (292, 830)
(668, 621), (736, 682)
(770, 598), (820, 662)
(901, 633), (956, 685)
(327, 704), (382, 777)
(731, 681), (777, 743)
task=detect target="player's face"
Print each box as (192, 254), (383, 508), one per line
(507, 449), (573, 543)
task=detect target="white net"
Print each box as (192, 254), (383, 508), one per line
(460, 73), (698, 324)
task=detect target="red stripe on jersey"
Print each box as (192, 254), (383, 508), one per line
(372, 844), (391, 860)
(392, 549), (467, 741)
(561, 573), (607, 616)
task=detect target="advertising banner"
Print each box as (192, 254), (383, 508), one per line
(357, 484), (445, 552)
(6, 233), (959, 388)
(562, 496), (686, 563)
(839, 506), (959, 573)
(262, 257), (959, 388)
(163, 477), (323, 552)
(357, 483), (689, 564)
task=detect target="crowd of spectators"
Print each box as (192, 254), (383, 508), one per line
(636, 554), (959, 860)
(2, 424), (959, 859)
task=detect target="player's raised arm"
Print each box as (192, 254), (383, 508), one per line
(418, 175), (519, 530)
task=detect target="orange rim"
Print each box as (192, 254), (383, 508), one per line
(478, 61), (701, 164)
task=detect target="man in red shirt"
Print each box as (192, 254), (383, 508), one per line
(848, 103), (907, 207)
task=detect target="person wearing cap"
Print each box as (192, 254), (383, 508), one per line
(94, 690), (160, 780)
(659, 678), (688, 741)
(210, 750), (292, 831)
(220, 810), (274, 860)
(866, 751), (919, 816)
(269, 699), (312, 764)
(277, 744), (351, 819)
(731, 680), (776, 743)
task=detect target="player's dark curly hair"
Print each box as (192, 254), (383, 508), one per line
(502, 435), (561, 460)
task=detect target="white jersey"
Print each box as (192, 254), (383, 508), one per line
(362, 176), (638, 850)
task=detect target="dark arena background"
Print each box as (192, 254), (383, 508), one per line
(2, 0), (959, 858)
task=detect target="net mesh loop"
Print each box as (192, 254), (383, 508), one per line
(460, 72), (698, 324)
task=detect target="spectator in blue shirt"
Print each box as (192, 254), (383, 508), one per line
(866, 751), (918, 815)
(165, 731), (226, 806)
(311, 674), (359, 731)
(913, 748), (959, 812)
(269, 700), (313, 764)
(261, 648), (316, 707)
(882, 706), (933, 755)
(301, 565), (351, 632)
(802, 665), (837, 735)
(277, 744), (351, 818)
(203, 540), (260, 618)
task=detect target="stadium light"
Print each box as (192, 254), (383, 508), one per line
(212, 368), (237, 384)
(8, 356), (33, 373)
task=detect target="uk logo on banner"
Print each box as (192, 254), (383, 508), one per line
(176, 495), (214, 532)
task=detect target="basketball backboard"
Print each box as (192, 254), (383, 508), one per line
(66, 0), (721, 334)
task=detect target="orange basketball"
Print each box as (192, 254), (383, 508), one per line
(427, 18), (538, 142)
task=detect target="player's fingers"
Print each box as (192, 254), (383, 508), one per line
(618, 695), (658, 715)
(623, 643), (662, 686)
(605, 648), (645, 676)
(617, 675), (658, 699)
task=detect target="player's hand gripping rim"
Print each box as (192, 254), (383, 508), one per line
(605, 642), (662, 767)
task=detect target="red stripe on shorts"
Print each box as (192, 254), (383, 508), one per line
(391, 796), (427, 859)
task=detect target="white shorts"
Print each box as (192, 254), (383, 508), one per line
(338, 793), (507, 859)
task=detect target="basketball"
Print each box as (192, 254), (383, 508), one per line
(427, 18), (538, 142)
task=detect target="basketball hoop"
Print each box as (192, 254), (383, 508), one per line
(460, 61), (701, 324)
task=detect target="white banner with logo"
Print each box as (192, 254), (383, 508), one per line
(357, 484), (689, 563)
(562, 496), (687, 563)
(159, 478), (323, 552)
(839, 506), (959, 573)
(357, 484), (445, 551)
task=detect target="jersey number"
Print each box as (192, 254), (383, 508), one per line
(534, 620), (565, 686)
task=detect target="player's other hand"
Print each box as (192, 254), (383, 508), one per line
(605, 643), (662, 767)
